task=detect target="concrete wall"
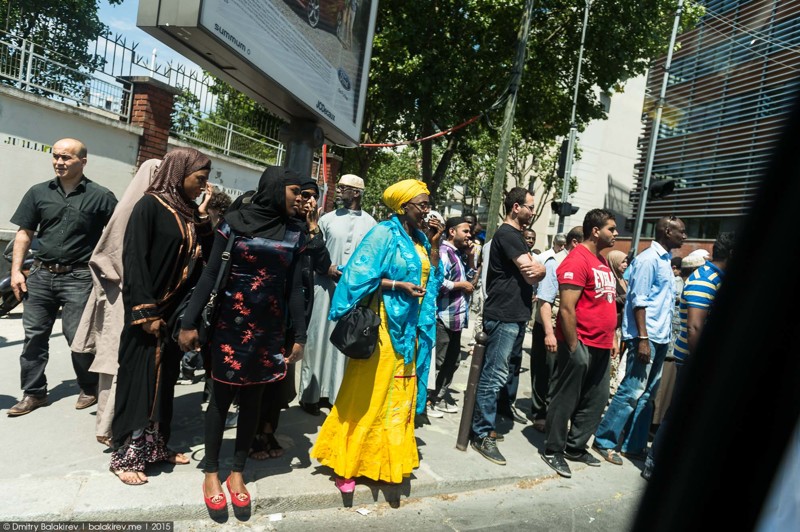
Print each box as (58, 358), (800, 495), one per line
(0, 86), (266, 279)
(0, 85), (143, 231)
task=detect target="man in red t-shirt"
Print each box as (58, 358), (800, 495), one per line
(541, 208), (618, 478)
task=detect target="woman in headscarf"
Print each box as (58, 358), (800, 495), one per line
(250, 176), (331, 461)
(607, 249), (629, 395)
(109, 148), (213, 485)
(178, 165), (308, 511)
(71, 159), (159, 447)
(311, 178), (444, 494)
(73, 160), (215, 447)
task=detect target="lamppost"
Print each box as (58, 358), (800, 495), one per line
(629, 0), (684, 257)
(555, 0), (592, 234)
(485, 0), (535, 241)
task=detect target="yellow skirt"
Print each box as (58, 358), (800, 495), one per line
(311, 300), (418, 483)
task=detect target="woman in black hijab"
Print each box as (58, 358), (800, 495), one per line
(178, 166), (308, 510)
(250, 177), (332, 460)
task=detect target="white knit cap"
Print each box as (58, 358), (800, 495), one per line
(338, 174), (365, 189)
(681, 251), (707, 269)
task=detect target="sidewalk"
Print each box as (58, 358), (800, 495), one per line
(0, 309), (579, 521)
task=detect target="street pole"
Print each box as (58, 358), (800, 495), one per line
(556, 0), (591, 234)
(629, 0), (684, 257)
(485, 0), (535, 241)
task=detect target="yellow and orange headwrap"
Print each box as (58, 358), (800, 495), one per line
(382, 179), (430, 214)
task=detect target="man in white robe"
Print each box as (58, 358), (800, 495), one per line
(297, 174), (377, 415)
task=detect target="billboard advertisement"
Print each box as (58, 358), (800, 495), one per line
(138, 0), (378, 146)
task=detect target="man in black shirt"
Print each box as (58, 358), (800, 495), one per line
(470, 187), (545, 465)
(8, 138), (117, 416)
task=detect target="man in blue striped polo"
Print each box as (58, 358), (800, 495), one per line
(641, 231), (736, 479)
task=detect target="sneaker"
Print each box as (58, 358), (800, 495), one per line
(564, 450), (601, 467)
(426, 406), (444, 418)
(471, 436), (506, 465)
(641, 454), (654, 481)
(433, 401), (458, 414)
(541, 452), (572, 478)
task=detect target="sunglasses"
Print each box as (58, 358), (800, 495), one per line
(407, 201), (431, 211)
(301, 190), (319, 200)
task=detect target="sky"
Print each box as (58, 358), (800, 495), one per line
(98, 0), (201, 73)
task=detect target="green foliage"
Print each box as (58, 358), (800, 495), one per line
(359, 147), (421, 219)
(357, 0), (704, 201)
(0, 1), (124, 97)
(169, 75), (285, 165)
(171, 89), (202, 136)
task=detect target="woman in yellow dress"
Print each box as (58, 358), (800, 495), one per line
(311, 179), (444, 493)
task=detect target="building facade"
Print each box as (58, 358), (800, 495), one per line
(633, 0), (800, 239)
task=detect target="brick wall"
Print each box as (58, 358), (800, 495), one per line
(121, 77), (181, 167)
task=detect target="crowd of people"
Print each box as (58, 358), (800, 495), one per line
(5, 137), (735, 511)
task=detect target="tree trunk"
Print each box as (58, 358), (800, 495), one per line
(429, 132), (462, 204)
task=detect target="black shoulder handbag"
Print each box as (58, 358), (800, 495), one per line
(329, 289), (381, 359)
(170, 230), (237, 345)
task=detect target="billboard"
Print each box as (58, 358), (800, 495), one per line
(137, 0), (378, 146)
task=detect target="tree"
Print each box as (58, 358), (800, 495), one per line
(357, 0), (703, 197)
(0, 0), (125, 97)
(360, 147), (421, 218)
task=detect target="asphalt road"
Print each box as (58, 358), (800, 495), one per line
(175, 464), (645, 531)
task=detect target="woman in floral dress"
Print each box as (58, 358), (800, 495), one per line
(178, 166), (308, 509)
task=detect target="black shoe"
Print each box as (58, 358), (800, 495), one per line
(564, 450), (601, 467)
(176, 370), (195, 385)
(299, 401), (321, 416)
(471, 436), (506, 465)
(499, 405), (528, 424)
(489, 430), (505, 442)
(541, 452), (572, 478)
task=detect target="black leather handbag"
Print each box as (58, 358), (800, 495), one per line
(329, 289), (381, 359)
(170, 230), (237, 346)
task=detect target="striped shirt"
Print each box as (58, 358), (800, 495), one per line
(673, 261), (724, 362)
(436, 240), (473, 331)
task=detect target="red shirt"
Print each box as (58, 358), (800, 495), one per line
(555, 245), (617, 349)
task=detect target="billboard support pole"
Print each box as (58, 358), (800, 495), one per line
(280, 118), (324, 178)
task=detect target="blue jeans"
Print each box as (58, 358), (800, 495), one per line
(594, 338), (668, 454)
(20, 266), (97, 397)
(471, 319), (526, 439)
